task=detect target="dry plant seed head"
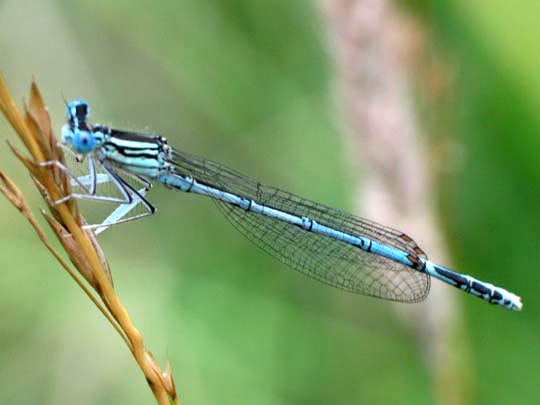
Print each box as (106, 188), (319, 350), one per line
(0, 73), (178, 405)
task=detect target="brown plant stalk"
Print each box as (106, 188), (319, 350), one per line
(0, 74), (178, 405)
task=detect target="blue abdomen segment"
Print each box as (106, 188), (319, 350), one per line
(159, 174), (421, 265)
(158, 172), (522, 311)
(368, 241), (422, 269)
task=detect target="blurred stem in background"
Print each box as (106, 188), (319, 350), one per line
(321, 1), (471, 404)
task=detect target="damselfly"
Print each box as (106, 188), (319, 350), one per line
(40, 99), (522, 311)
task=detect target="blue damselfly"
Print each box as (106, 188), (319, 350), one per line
(40, 99), (522, 311)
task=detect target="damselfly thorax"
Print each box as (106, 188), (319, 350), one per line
(92, 125), (173, 178)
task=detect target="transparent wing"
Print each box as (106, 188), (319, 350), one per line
(171, 149), (430, 303)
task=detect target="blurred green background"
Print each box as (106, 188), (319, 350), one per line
(0, 1), (538, 404)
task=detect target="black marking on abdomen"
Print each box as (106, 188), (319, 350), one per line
(365, 239), (372, 252)
(435, 265), (467, 287)
(301, 217), (314, 231)
(471, 281), (491, 297)
(185, 176), (195, 192)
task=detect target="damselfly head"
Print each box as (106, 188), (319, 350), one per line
(62, 99), (98, 154)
